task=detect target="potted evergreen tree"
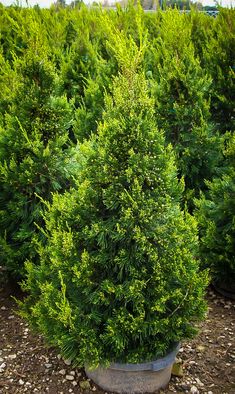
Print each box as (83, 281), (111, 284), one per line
(21, 52), (208, 392)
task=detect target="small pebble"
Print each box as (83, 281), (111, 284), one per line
(190, 386), (199, 394)
(180, 384), (189, 391)
(8, 354), (17, 360)
(64, 359), (71, 366)
(196, 345), (205, 352)
(175, 357), (183, 363)
(66, 375), (74, 381)
(45, 363), (52, 368)
(72, 381), (77, 386)
(19, 379), (24, 385)
(59, 369), (66, 375)
(0, 362), (6, 369)
(195, 377), (204, 387)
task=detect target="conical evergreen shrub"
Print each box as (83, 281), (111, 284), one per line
(195, 8), (235, 133)
(0, 48), (75, 278)
(151, 10), (222, 208)
(196, 133), (235, 291)
(21, 46), (208, 368)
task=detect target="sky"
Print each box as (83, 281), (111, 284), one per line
(1, 0), (234, 7)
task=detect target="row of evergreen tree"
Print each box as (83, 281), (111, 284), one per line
(0, 3), (234, 364)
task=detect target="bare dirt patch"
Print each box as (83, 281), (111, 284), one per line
(0, 282), (234, 394)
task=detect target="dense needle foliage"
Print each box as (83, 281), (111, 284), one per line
(196, 133), (235, 291)
(149, 10), (222, 207)
(0, 47), (75, 277)
(21, 61), (208, 367)
(0, 2), (233, 367)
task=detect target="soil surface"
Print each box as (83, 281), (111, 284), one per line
(0, 282), (234, 394)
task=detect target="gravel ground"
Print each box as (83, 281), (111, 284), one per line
(0, 283), (234, 394)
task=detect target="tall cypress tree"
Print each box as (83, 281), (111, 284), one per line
(190, 8), (235, 134)
(202, 8), (235, 133)
(151, 10), (222, 208)
(0, 47), (75, 278)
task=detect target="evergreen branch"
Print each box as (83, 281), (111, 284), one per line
(167, 287), (190, 318)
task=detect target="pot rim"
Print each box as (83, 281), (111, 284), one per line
(106, 342), (180, 372)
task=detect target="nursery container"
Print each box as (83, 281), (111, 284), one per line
(85, 343), (180, 393)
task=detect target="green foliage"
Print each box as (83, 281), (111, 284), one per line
(191, 8), (235, 133)
(73, 74), (108, 142)
(196, 133), (235, 289)
(149, 10), (222, 207)
(0, 50), (19, 124)
(0, 48), (76, 278)
(61, 34), (100, 106)
(0, 6), (27, 61)
(0, 1), (233, 367)
(21, 56), (208, 368)
(206, 9), (235, 133)
(73, 4), (146, 142)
